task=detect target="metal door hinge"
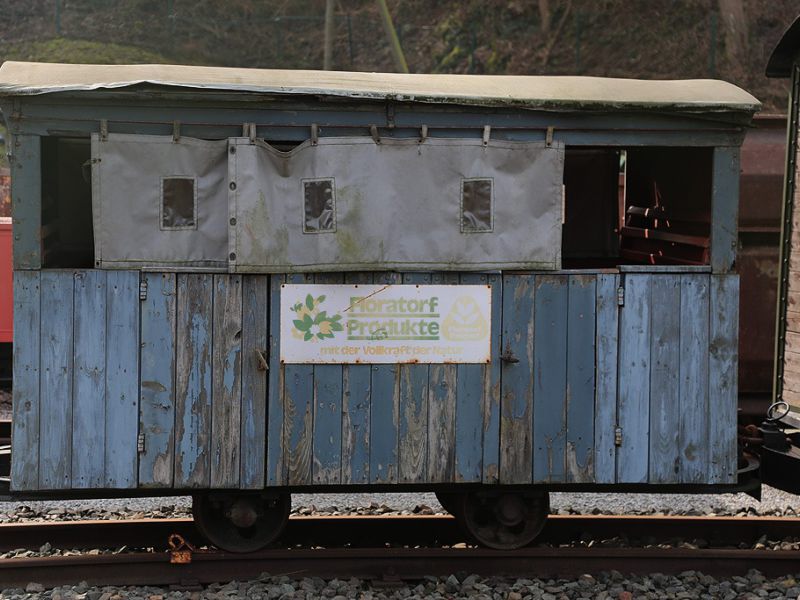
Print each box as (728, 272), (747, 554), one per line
(137, 433), (145, 453)
(139, 280), (148, 301)
(617, 285), (625, 306)
(614, 427), (623, 447)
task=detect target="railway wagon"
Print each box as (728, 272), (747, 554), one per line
(0, 62), (759, 551)
(763, 14), (800, 490)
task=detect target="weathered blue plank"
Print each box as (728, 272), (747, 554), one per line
(483, 273), (502, 484)
(313, 272), (343, 485)
(428, 272), (457, 483)
(617, 274), (651, 483)
(285, 272), (314, 485)
(648, 275), (681, 484)
(241, 275), (269, 489)
(342, 272), (372, 484)
(398, 272), (430, 484)
(139, 273), (177, 488)
(104, 270), (140, 489)
(456, 273), (487, 483)
(39, 271), (74, 489)
(566, 274), (596, 483)
(71, 270), (107, 488)
(174, 274), (212, 488)
(11, 271), (40, 491)
(267, 274), (286, 486)
(211, 274), (243, 488)
(10, 134), (41, 269)
(500, 274), (534, 484)
(711, 147), (740, 274)
(709, 274), (739, 484)
(594, 274), (618, 484)
(370, 272), (400, 483)
(533, 275), (568, 483)
(679, 274), (710, 484)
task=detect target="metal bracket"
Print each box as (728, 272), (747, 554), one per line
(139, 279), (148, 301)
(169, 534), (197, 564)
(545, 126), (554, 147)
(420, 124), (428, 143)
(386, 103), (396, 129)
(482, 125), (491, 146)
(137, 433), (145, 454)
(617, 285), (625, 306)
(370, 125), (381, 144)
(614, 427), (623, 447)
(310, 123), (319, 146)
(172, 120), (181, 143)
(99, 119), (108, 142)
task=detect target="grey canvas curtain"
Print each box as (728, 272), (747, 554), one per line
(92, 134), (564, 272)
(91, 133), (228, 269)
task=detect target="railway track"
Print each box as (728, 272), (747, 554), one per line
(0, 515), (799, 587)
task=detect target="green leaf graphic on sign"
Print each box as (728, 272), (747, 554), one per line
(290, 292), (345, 342)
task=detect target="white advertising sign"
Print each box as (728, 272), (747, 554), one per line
(280, 284), (492, 364)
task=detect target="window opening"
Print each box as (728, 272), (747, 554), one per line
(41, 137), (94, 268)
(561, 146), (712, 268)
(161, 176), (197, 230)
(303, 178), (336, 233)
(461, 178), (493, 233)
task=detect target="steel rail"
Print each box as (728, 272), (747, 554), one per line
(1, 546), (800, 588)
(0, 514), (798, 587)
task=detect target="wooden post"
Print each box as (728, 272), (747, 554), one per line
(10, 134), (41, 270)
(710, 146), (740, 273)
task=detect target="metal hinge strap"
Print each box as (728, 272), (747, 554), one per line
(139, 280), (148, 301)
(617, 285), (625, 306)
(614, 427), (623, 447)
(137, 433), (145, 453)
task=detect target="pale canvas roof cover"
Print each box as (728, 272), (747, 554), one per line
(0, 61), (761, 113)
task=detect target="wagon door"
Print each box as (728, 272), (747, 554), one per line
(137, 272), (270, 490)
(498, 273), (609, 486)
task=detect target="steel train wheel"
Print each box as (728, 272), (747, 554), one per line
(434, 491), (463, 517)
(192, 492), (290, 553)
(457, 491), (549, 549)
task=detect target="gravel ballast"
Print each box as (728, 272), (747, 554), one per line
(0, 486), (799, 523)
(3, 570), (800, 600)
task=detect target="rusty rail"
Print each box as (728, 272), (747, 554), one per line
(0, 515), (799, 587)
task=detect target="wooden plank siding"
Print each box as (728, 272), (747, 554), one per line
(12, 270), (740, 491)
(341, 272), (373, 484)
(138, 273), (177, 488)
(174, 274), (213, 488)
(240, 275), (269, 489)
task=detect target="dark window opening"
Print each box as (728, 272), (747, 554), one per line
(303, 178), (336, 233)
(161, 177), (197, 230)
(461, 178), (493, 232)
(41, 137), (94, 268)
(561, 146), (713, 268)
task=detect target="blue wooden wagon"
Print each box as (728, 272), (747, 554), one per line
(0, 62), (760, 550)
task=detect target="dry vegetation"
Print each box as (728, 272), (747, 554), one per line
(0, 0), (795, 111)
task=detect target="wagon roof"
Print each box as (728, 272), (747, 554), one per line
(767, 14), (800, 77)
(0, 61), (760, 114)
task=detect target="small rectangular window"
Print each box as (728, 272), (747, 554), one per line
(461, 178), (493, 233)
(303, 178), (336, 233)
(161, 176), (197, 230)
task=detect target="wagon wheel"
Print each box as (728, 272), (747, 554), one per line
(192, 492), (290, 553)
(457, 491), (549, 550)
(435, 491), (464, 517)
